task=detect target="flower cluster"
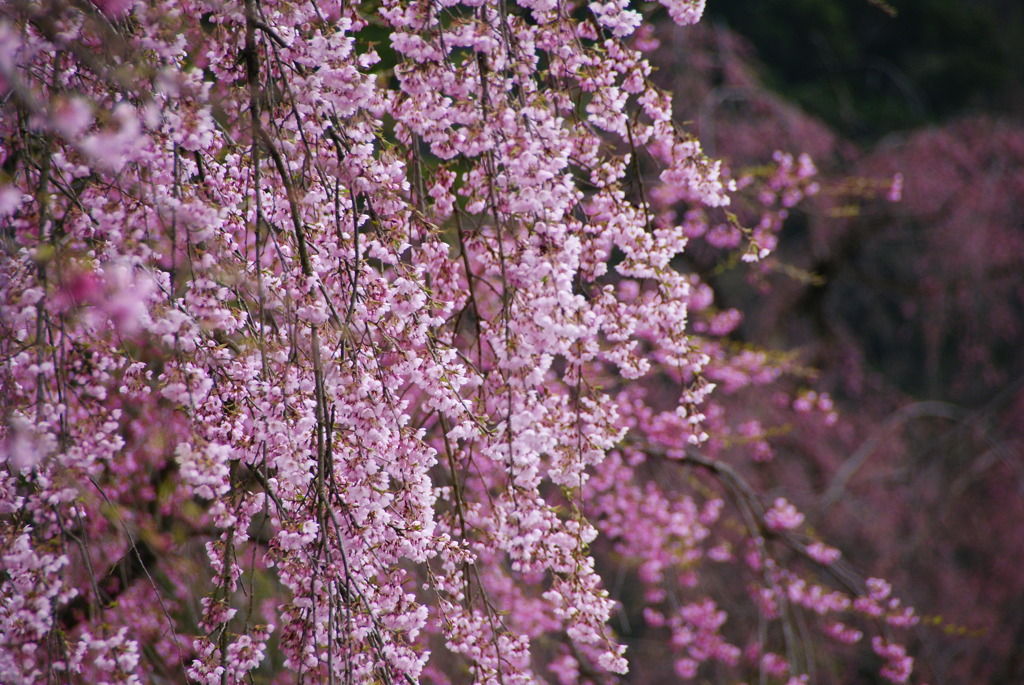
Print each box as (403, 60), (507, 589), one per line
(0, 0), (918, 682)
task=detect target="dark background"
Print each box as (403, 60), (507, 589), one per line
(707, 0), (1024, 140)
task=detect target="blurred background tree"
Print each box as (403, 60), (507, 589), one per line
(641, 4), (1024, 681)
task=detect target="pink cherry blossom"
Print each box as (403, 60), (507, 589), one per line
(0, 0), (921, 683)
